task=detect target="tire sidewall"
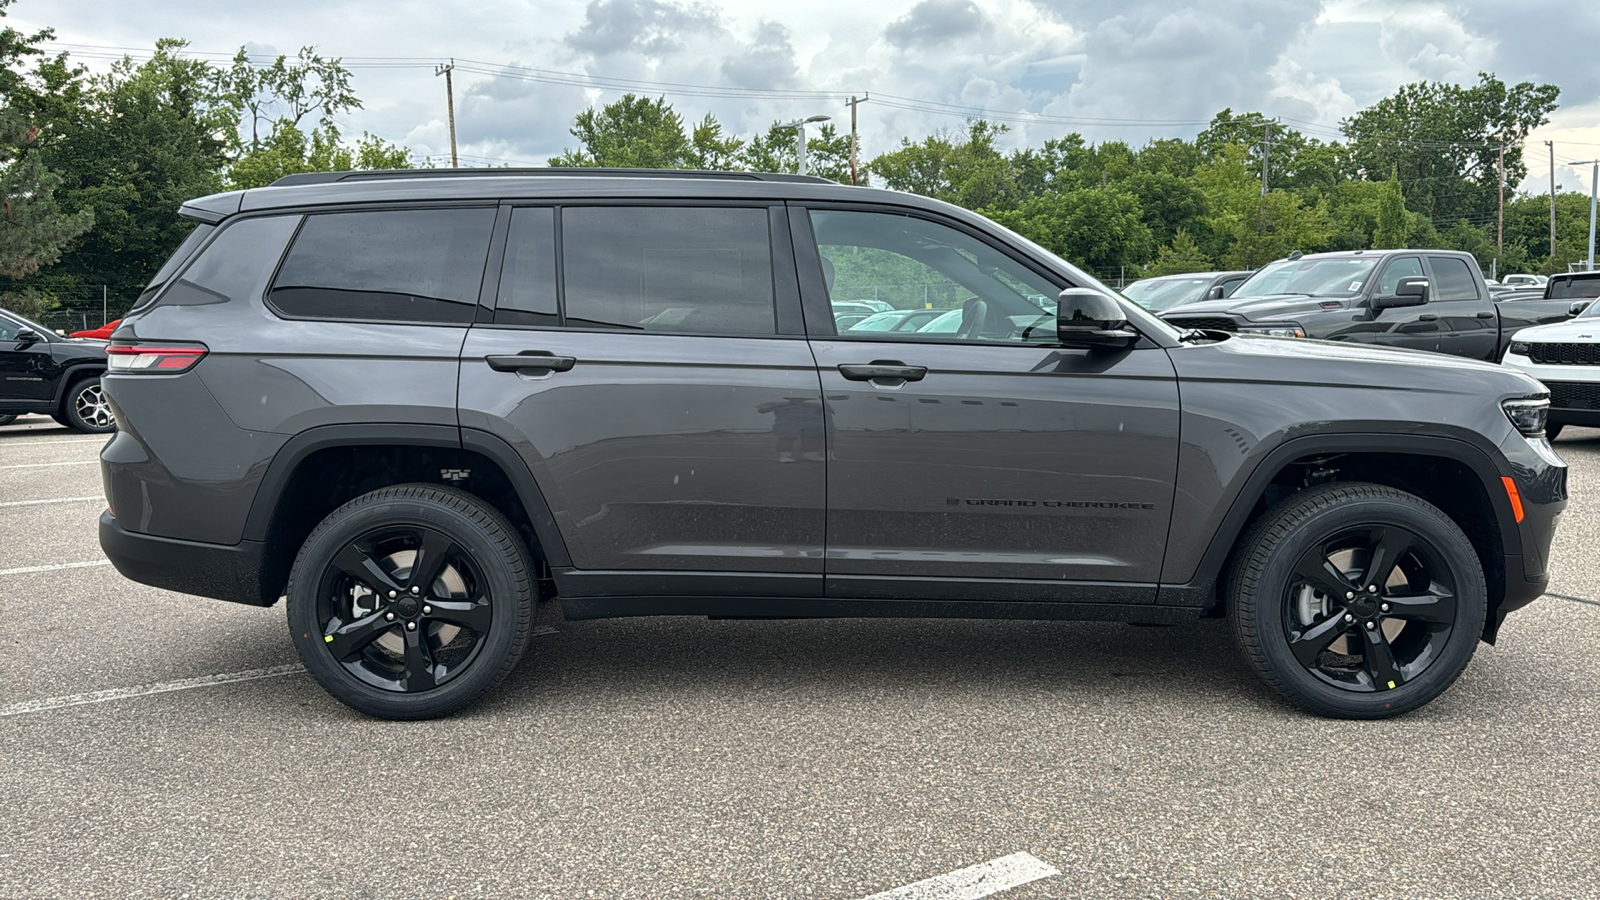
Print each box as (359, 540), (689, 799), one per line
(287, 489), (530, 719)
(1245, 492), (1486, 718)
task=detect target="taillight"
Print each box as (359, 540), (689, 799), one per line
(106, 342), (208, 373)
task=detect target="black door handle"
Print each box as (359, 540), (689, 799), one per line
(485, 352), (577, 373)
(1476, 311), (1496, 319)
(838, 362), (927, 382)
(1418, 314), (1438, 322)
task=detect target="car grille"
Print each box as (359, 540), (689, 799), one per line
(1545, 381), (1600, 410)
(1165, 316), (1238, 332)
(1528, 343), (1600, 365)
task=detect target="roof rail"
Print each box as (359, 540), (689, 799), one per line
(268, 168), (836, 188)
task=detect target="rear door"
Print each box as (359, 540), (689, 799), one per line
(457, 202), (826, 587)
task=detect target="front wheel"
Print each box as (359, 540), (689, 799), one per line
(63, 376), (115, 433)
(287, 484), (535, 719)
(1229, 482), (1486, 719)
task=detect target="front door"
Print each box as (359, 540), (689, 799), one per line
(0, 313), (55, 409)
(797, 207), (1180, 600)
(457, 204), (826, 582)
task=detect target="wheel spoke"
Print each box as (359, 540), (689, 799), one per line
(325, 610), (395, 661)
(1385, 587), (1457, 626)
(1361, 527), (1410, 591)
(426, 599), (492, 634)
(331, 542), (403, 595)
(1289, 611), (1351, 669)
(1293, 549), (1354, 600)
(401, 625), (438, 691)
(1359, 625), (1404, 689)
(407, 529), (456, 593)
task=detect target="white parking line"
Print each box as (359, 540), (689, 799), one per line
(0, 664), (306, 718)
(0, 438), (109, 446)
(0, 496), (102, 508)
(862, 853), (1060, 900)
(0, 559), (111, 576)
(0, 460), (100, 470)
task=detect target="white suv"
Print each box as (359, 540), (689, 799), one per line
(1504, 299), (1600, 439)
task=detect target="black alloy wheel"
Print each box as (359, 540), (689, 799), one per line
(287, 484), (534, 719)
(1230, 482), (1486, 719)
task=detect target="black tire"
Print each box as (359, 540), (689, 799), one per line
(287, 484), (535, 719)
(61, 375), (115, 433)
(1228, 482), (1486, 719)
(1545, 423), (1564, 441)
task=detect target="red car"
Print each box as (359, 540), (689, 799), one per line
(70, 318), (120, 340)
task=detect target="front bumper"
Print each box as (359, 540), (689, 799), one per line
(1501, 352), (1600, 425)
(99, 511), (276, 606)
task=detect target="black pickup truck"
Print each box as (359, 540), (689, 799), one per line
(1161, 250), (1577, 361)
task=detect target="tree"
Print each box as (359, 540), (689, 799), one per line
(227, 121), (410, 189)
(1196, 145), (1328, 268)
(1343, 73), (1559, 224)
(687, 114), (743, 170)
(550, 94), (691, 168)
(1372, 170), (1410, 249)
(216, 46), (361, 151)
(1142, 230), (1213, 276)
(1122, 171), (1207, 248)
(869, 120), (1017, 209)
(989, 188), (1154, 276)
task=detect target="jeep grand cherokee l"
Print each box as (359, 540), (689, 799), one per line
(98, 169), (1566, 720)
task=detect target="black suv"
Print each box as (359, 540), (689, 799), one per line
(99, 169), (1566, 720)
(0, 307), (114, 433)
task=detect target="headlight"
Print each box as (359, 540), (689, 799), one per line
(1239, 324), (1306, 338)
(1502, 397), (1550, 437)
(1508, 340), (1531, 356)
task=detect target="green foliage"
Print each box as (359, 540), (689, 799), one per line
(869, 120), (1017, 208)
(550, 94), (691, 168)
(1142, 230), (1213, 276)
(216, 45), (361, 151)
(227, 122), (411, 189)
(989, 188), (1154, 274)
(1372, 170), (1410, 249)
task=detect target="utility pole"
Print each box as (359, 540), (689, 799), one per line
(435, 61), (458, 168)
(846, 94), (869, 186)
(1261, 120), (1272, 196)
(1548, 140), (1558, 259)
(1497, 143), (1505, 259)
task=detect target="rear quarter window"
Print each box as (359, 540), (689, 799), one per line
(269, 208), (496, 324)
(156, 217), (301, 308)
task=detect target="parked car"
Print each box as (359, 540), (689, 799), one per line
(1503, 274), (1548, 289)
(1123, 271), (1253, 312)
(70, 318), (122, 341)
(1161, 250), (1578, 362)
(100, 168), (1563, 722)
(1502, 297), (1600, 438)
(0, 307), (115, 433)
(846, 308), (946, 333)
(1542, 271), (1600, 301)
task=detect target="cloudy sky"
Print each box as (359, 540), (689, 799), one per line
(15, 0), (1600, 193)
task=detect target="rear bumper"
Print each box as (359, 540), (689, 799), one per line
(99, 511), (276, 606)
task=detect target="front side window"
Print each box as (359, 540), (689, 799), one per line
(1428, 257), (1479, 302)
(561, 206), (776, 335)
(1377, 257), (1423, 295)
(269, 208), (495, 324)
(809, 210), (1060, 343)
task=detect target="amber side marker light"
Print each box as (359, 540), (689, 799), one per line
(1502, 476), (1525, 523)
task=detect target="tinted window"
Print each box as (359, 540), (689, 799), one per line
(496, 207), (558, 327)
(1429, 257), (1479, 302)
(1549, 274), (1600, 299)
(270, 208), (495, 323)
(131, 223), (216, 311)
(810, 210), (1060, 343)
(562, 207), (775, 335)
(160, 216), (302, 308)
(1377, 257), (1423, 295)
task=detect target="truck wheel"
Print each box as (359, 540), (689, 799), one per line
(286, 484), (535, 720)
(62, 376), (115, 433)
(1228, 482), (1485, 719)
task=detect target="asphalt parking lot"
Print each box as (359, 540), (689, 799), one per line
(2, 414), (1598, 899)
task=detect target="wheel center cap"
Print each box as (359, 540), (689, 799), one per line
(396, 596), (421, 618)
(1351, 595), (1378, 618)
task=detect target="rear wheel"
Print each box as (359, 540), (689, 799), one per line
(286, 484), (535, 719)
(1229, 482), (1486, 719)
(62, 376), (115, 433)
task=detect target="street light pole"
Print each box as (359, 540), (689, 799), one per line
(777, 115), (831, 176)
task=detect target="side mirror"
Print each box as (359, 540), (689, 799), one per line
(1208, 285), (1226, 300)
(13, 328), (41, 345)
(1372, 276), (1429, 311)
(1057, 288), (1137, 350)
(1571, 300), (1593, 317)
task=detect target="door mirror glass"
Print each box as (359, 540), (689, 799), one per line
(1373, 277), (1429, 311)
(1057, 288), (1137, 350)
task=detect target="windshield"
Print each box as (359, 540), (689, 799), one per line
(1233, 257), (1379, 298)
(1123, 276), (1211, 312)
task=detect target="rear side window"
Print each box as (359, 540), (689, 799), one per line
(131, 223), (216, 311)
(496, 207), (558, 327)
(1428, 257), (1479, 302)
(561, 206), (776, 335)
(157, 216), (302, 308)
(269, 208), (495, 324)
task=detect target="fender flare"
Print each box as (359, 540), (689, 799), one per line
(50, 363), (107, 409)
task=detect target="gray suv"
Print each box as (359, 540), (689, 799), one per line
(98, 169), (1567, 720)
